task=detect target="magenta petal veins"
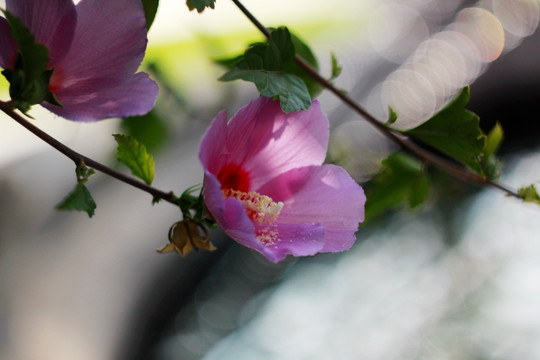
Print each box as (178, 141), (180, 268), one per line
(199, 97), (366, 262)
(7, 0), (77, 65)
(0, 17), (17, 69)
(1, 0), (157, 121)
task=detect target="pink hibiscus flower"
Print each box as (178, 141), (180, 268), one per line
(200, 97), (366, 262)
(0, 0), (157, 121)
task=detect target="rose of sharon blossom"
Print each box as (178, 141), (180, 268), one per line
(199, 97), (366, 262)
(0, 0), (158, 121)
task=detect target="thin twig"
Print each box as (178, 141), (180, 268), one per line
(0, 101), (180, 206)
(231, 0), (520, 199)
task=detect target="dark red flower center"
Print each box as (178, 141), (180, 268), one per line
(217, 163), (250, 192)
(217, 163), (283, 245)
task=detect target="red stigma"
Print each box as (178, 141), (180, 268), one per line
(48, 68), (64, 93)
(217, 163), (250, 192)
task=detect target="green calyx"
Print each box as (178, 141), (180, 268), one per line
(1, 10), (62, 114)
(2, 58), (62, 114)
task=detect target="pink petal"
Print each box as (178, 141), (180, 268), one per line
(200, 97), (329, 190)
(203, 172), (266, 254)
(203, 171), (255, 241)
(202, 171), (230, 228)
(6, 0), (77, 66)
(199, 110), (229, 175)
(56, 0), (148, 89)
(259, 164), (366, 253)
(203, 171), (325, 262)
(42, 72), (158, 121)
(259, 223), (325, 263)
(0, 17), (17, 69)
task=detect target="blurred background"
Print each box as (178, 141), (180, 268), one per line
(1, 0), (540, 359)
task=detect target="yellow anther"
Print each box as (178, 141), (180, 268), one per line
(223, 189), (284, 226)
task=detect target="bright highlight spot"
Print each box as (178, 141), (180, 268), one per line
(368, 3), (429, 63)
(492, 0), (540, 38)
(329, 120), (397, 182)
(381, 69), (436, 129)
(453, 7), (505, 63)
(369, 4), (510, 130)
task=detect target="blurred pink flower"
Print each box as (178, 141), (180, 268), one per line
(200, 97), (366, 262)
(0, 0), (157, 121)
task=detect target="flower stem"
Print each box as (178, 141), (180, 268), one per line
(0, 101), (180, 206)
(230, 0), (520, 199)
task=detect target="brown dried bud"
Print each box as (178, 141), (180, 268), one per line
(157, 220), (216, 256)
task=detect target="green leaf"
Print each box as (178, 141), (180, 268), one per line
(141, 0), (159, 31)
(517, 185), (540, 205)
(386, 106), (398, 125)
(121, 109), (168, 153)
(221, 69), (311, 113)
(282, 31), (322, 97)
(215, 29), (319, 81)
(214, 54), (245, 69)
(364, 152), (430, 221)
(57, 183), (97, 218)
(269, 27), (295, 64)
(76, 165), (95, 184)
(480, 122), (504, 180)
(484, 122), (504, 158)
(271, 73), (311, 113)
(480, 155), (502, 181)
(113, 134), (155, 185)
(404, 87), (486, 175)
(291, 32), (317, 67)
(245, 43), (273, 69)
(330, 52), (342, 80)
(219, 27), (312, 113)
(186, 0), (216, 13)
